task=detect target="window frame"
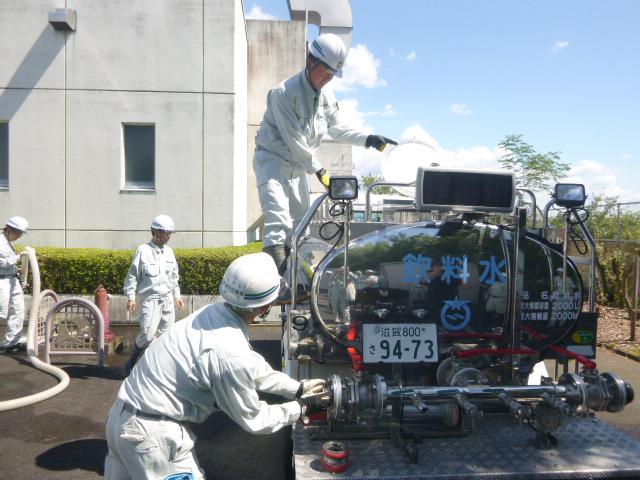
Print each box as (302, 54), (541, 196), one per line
(121, 122), (156, 192)
(0, 122), (9, 190)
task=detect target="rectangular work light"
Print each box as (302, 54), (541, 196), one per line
(554, 183), (586, 208)
(329, 176), (358, 201)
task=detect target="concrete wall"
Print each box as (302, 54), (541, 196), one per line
(0, 0), (67, 247)
(1, 1), (354, 250)
(0, 88), (67, 246)
(246, 20), (307, 234)
(65, 91), (205, 248)
(0, 0), (249, 248)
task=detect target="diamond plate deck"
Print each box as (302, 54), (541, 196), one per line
(293, 415), (640, 479)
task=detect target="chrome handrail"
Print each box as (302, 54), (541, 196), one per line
(289, 193), (328, 306)
(365, 181), (414, 221)
(516, 188), (538, 227)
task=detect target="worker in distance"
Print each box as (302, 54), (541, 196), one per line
(0, 216), (30, 353)
(123, 215), (185, 375)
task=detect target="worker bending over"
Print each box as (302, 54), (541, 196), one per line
(123, 215), (185, 375)
(253, 33), (397, 278)
(105, 252), (327, 479)
(0, 216), (29, 353)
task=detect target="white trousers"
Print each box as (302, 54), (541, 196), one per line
(135, 295), (175, 349)
(0, 277), (25, 347)
(105, 399), (204, 480)
(255, 152), (310, 248)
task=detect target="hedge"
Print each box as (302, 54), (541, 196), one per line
(27, 243), (263, 295)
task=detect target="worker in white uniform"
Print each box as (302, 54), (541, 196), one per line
(553, 266), (577, 295)
(105, 252), (328, 479)
(0, 216), (29, 353)
(253, 33), (397, 278)
(329, 267), (358, 325)
(123, 215), (185, 375)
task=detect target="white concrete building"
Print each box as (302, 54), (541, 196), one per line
(0, 0), (354, 249)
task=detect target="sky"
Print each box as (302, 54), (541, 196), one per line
(246, 0), (640, 203)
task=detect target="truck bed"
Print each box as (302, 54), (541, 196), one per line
(293, 414), (640, 479)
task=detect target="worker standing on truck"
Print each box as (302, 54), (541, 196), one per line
(123, 215), (185, 375)
(105, 252), (329, 479)
(253, 33), (397, 282)
(0, 216), (29, 353)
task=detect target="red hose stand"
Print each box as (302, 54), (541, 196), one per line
(321, 440), (351, 474)
(95, 284), (114, 342)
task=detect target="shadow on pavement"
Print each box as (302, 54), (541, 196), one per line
(62, 364), (125, 381)
(36, 438), (107, 475)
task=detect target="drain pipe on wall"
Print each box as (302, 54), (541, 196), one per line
(0, 247), (70, 411)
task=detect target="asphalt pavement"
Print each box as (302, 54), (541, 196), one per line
(0, 324), (291, 480)
(0, 324), (639, 479)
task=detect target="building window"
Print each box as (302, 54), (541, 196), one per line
(0, 123), (8, 189)
(123, 124), (155, 190)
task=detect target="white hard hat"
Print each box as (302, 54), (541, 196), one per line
(150, 215), (175, 232)
(308, 33), (347, 78)
(220, 252), (280, 309)
(6, 216), (29, 234)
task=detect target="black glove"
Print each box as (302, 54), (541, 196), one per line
(296, 379), (326, 397)
(365, 135), (398, 152)
(296, 392), (330, 417)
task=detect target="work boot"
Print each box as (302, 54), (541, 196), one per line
(123, 344), (146, 377)
(263, 244), (289, 276)
(2, 343), (24, 354)
(274, 280), (309, 305)
(264, 245), (308, 304)
(275, 279), (292, 305)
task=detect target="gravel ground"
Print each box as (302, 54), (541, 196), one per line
(597, 306), (640, 358)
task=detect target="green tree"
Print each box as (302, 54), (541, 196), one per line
(585, 195), (640, 241)
(585, 195), (621, 240)
(580, 195), (640, 306)
(498, 134), (570, 192)
(359, 173), (395, 195)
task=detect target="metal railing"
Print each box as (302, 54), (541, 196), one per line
(364, 181), (414, 221)
(590, 200), (640, 243)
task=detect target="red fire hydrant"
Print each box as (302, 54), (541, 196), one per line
(95, 284), (114, 342)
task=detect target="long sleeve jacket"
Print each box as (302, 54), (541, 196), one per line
(0, 234), (19, 276)
(255, 70), (368, 175)
(123, 241), (181, 301)
(118, 302), (302, 432)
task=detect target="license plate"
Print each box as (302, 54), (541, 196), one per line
(362, 323), (438, 363)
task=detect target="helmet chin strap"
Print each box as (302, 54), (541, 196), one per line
(225, 302), (271, 322)
(257, 305), (272, 321)
(305, 60), (324, 92)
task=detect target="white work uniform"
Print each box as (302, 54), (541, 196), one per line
(330, 270), (357, 324)
(253, 70), (368, 248)
(124, 241), (181, 349)
(485, 281), (508, 315)
(553, 274), (576, 294)
(357, 273), (379, 290)
(105, 302), (301, 480)
(0, 234), (25, 348)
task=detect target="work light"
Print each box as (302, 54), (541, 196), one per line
(329, 176), (358, 201)
(554, 183), (586, 208)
